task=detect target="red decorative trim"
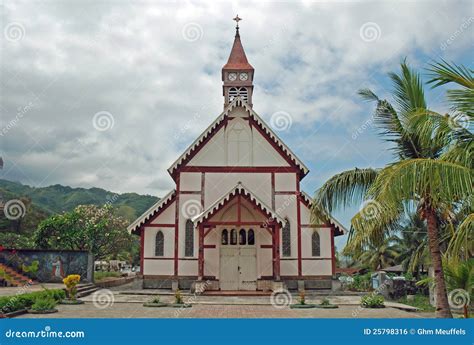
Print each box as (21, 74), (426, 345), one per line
(203, 244), (216, 249)
(174, 176), (180, 277)
(170, 119), (228, 180)
(271, 172), (275, 209)
(198, 223), (204, 279)
(144, 257), (174, 260)
(275, 224), (281, 280)
(143, 194), (176, 227)
(249, 116), (302, 173)
(274, 191), (298, 195)
(140, 227), (144, 275)
(331, 226), (336, 276)
(204, 221), (266, 226)
(179, 166), (299, 174)
(260, 244), (273, 248)
(198, 190), (279, 226)
(180, 191), (201, 195)
(296, 179), (302, 277)
(145, 224), (175, 228)
(301, 224), (330, 228)
(201, 172), (205, 208)
(301, 258), (332, 261)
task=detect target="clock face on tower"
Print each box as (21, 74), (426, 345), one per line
(239, 73), (248, 81)
(228, 73), (237, 81)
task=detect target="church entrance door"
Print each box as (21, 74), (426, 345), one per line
(219, 228), (257, 290)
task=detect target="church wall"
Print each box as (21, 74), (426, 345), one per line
(203, 229), (219, 278)
(302, 260), (332, 276)
(257, 229), (273, 278)
(180, 172), (202, 191)
(149, 202), (175, 225)
(274, 172), (297, 191)
(204, 172), (272, 208)
(186, 108), (291, 168)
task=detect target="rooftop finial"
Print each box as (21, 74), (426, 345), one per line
(233, 14), (242, 35)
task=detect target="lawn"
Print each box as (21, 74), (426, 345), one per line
(397, 294), (435, 312)
(94, 271), (122, 281)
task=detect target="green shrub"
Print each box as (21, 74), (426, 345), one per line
(361, 294), (385, 308)
(31, 296), (57, 311)
(320, 298), (331, 306)
(0, 289), (65, 314)
(94, 271), (121, 281)
(151, 296), (161, 304)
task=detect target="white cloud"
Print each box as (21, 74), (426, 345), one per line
(1, 0), (471, 196)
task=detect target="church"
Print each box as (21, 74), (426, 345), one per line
(128, 17), (346, 292)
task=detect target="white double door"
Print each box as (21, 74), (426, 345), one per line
(220, 231), (257, 290)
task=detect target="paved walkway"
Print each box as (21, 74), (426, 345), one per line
(17, 303), (427, 319)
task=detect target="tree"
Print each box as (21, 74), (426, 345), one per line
(355, 236), (401, 271)
(34, 204), (132, 261)
(444, 258), (473, 318)
(312, 60), (473, 318)
(394, 214), (429, 277)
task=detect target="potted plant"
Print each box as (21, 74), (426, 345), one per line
(315, 297), (339, 309)
(143, 296), (167, 308)
(28, 295), (58, 314)
(61, 274), (84, 304)
(360, 294), (385, 308)
(171, 289), (191, 308)
(290, 290), (316, 309)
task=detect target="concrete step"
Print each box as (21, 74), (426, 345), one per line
(76, 285), (99, 298)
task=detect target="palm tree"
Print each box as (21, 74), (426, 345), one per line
(444, 258), (473, 318)
(312, 60), (472, 318)
(394, 214), (429, 277)
(356, 236), (401, 271)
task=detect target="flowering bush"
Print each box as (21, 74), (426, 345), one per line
(298, 291), (306, 305)
(63, 274), (81, 300)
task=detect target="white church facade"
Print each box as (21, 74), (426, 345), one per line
(128, 20), (346, 291)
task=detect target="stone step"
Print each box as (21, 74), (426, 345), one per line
(76, 285), (99, 298)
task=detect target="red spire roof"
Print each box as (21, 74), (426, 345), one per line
(223, 29), (254, 70)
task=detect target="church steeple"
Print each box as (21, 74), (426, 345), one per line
(222, 15), (254, 108)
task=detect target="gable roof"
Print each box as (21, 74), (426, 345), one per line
(127, 189), (176, 234)
(192, 182), (285, 226)
(300, 191), (348, 236)
(167, 97), (309, 179)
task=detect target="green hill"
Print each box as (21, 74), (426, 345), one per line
(0, 179), (158, 218)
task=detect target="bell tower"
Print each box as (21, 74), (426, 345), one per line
(222, 15), (254, 108)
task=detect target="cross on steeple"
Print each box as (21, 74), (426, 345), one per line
(233, 15), (242, 28)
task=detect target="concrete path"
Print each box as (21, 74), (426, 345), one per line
(17, 303), (427, 319)
(79, 290), (419, 312)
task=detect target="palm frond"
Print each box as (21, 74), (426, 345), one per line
(388, 59), (427, 116)
(311, 168), (379, 223)
(447, 213), (474, 258)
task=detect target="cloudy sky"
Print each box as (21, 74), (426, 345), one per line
(1, 0), (472, 247)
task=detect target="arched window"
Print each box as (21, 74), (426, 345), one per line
(312, 231), (321, 257)
(238, 87), (248, 101)
(230, 229), (237, 245)
(239, 229), (246, 245)
(282, 220), (291, 257)
(248, 229), (255, 245)
(185, 220), (194, 257)
(229, 87), (238, 101)
(155, 231), (164, 257)
(221, 229), (228, 245)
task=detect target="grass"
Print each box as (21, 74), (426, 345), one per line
(397, 294), (435, 312)
(94, 271), (122, 281)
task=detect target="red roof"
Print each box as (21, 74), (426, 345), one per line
(222, 30), (254, 70)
